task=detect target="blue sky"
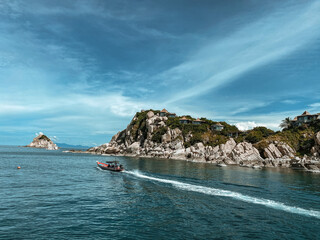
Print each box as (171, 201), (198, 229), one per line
(1, 0), (320, 146)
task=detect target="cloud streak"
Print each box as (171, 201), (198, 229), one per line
(1, 0), (320, 145)
(162, 1), (320, 103)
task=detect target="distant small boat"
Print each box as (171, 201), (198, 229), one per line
(217, 163), (227, 167)
(96, 161), (124, 172)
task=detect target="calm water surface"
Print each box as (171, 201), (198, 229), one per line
(0, 146), (320, 239)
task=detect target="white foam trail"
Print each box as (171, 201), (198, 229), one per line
(126, 170), (320, 219)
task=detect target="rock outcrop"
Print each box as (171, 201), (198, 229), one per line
(26, 133), (58, 150)
(311, 132), (320, 157)
(263, 141), (296, 160)
(87, 111), (263, 166)
(83, 111), (320, 170)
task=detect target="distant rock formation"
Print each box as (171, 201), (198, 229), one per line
(26, 133), (58, 150)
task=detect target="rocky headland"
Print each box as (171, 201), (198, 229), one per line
(26, 133), (58, 150)
(81, 110), (320, 171)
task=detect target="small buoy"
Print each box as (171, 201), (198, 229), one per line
(17, 166), (21, 169)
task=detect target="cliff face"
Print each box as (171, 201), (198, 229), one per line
(87, 110), (320, 169)
(26, 134), (58, 150)
(311, 132), (320, 156)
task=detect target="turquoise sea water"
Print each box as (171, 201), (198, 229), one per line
(0, 145), (320, 239)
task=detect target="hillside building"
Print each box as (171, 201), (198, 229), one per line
(179, 116), (191, 124)
(211, 123), (224, 131)
(192, 118), (203, 125)
(160, 108), (176, 117)
(292, 111), (320, 126)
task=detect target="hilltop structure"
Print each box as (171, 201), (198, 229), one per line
(192, 118), (204, 125)
(291, 111), (320, 126)
(179, 116), (191, 124)
(211, 123), (224, 131)
(160, 108), (176, 118)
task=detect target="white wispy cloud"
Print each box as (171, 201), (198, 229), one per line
(308, 103), (320, 112)
(235, 122), (259, 131)
(230, 101), (272, 115)
(161, 1), (320, 103)
(226, 108), (312, 131)
(0, 92), (149, 117)
(0, 104), (42, 114)
(1, 0), (319, 145)
(50, 135), (58, 142)
(282, 100), (299, 105)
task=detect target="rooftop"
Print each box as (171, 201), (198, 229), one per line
(180, 116), (189, 120)
(297, 110), (319, 117)
(301, 111), (311, 116)
(160, 108), (168, 113)
(193, 118), (202, 122)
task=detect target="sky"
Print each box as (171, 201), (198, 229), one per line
(1, 0), (320, 146)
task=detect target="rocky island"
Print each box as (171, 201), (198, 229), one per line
(26, 133), (58, 150)
(82, 109), (320, 171)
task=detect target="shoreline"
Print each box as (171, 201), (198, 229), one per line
(79, 110), (320, 174)
(63, 149), (320, 172)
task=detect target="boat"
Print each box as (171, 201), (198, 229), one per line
(96, 161), (124, 172)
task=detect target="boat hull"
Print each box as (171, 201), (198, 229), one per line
(96, 161), (124, 172)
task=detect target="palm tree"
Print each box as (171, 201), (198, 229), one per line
(279, 117), (292, 129)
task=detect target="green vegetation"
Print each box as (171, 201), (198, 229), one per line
(244, 125), (315, 156)
(279, 117), (292, 130)
(127, 110), (320, 156)
(130, 109), (160, 141)
(188, 130), (228, 147)
(166, 117), (182, 129)
(151, 126), (167, 143)
(181, 123), (208, 137)
(203, 133), (228, 146)
(166, 116), (234, 147)
(245, 127), (275, 144)
(220, 123), (239, 136)
(234, 135), (245, 143)
(266, 125), (315, 156)
(253, 140), (270, 156)
(130, 111), (148, 141)
(38, 135), (50, 141)
(189, 132), (203, 145)
(253, 119), (320, 156)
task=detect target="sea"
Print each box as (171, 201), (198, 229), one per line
(0, 145), (319, 240)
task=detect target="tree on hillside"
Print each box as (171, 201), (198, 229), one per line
(245, 126), (274, 144)
(279, 117), (292, 129)
(245, 131), (263, 144)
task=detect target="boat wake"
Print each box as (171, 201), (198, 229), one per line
(125, 170), (320, 219)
